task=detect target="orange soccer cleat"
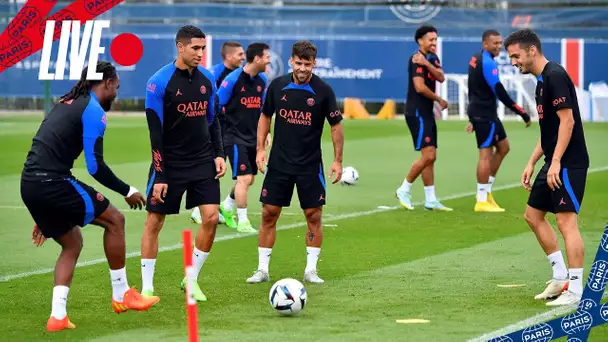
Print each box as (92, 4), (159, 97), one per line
(112, 287), (160, 313)
(46, 315), (76, 332)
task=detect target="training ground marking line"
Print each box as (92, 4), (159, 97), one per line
(2, 165), (608, 283)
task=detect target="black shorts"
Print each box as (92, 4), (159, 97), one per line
(405, 112), (437, 151)
(20, 177), (110, 239)
(145, 162), (220, 215)
(527, 164), (587, 214)
(472, 119), (507, 149)
(225, 144), (257, 180)
(260, 165), (326, 210)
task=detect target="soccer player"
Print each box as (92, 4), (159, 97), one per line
(505, 29), (589, 306)
(245, 40), (344, 284)
(216, 42), (271, 233)
(396, 25), (451, 211)
(190, 40), (245, 226)
(467, 29), (531, 212)
(141, 25), (226, 302)
(20, 61), (159, 332)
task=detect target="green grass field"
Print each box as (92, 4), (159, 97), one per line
(1, 115), (607, 341)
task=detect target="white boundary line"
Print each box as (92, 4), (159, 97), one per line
(2, 165), (607, 284)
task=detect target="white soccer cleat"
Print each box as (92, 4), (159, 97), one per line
(303, 270), (325, 284)
(190, 207), (202, 224)
(246, 270), (269, 284)
(534, 279), (569, 300)
(546, 290), (581, 307)
(395, 188), (414, 210)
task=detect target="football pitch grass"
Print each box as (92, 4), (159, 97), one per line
(0, 115), (607, 341)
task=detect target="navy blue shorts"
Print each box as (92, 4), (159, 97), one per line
(405, 112), (437, 151)
(472, 119), (507, 149)
(527, 164), (587, 214)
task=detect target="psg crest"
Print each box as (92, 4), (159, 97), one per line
(388, 0), (443, 24)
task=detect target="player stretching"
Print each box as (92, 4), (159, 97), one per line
(20, 62), (159, 332)
(141, 25), (226, 302)
(191, 41), (245, 226)
(467, 30), (531, 212)
(246, 40), (344, 284)
(216, 42), (271, 233)
(505, 29), (589, 306)
(396, 25), (451, 211)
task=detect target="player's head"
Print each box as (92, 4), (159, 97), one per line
(60, 61), (119, 111)
(175, 25), (206, 69)
(504, 29), (543, 75)
(290, 40), (317, 84)
(246, 42), (271, 73)
(415, 25), (438, 54)
(221, 41), (245, 69)
(482, 29), (503, 57)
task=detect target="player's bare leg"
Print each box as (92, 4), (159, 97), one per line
(235, 175), (257, 233)
(487, 139), (510, 208)
(303, 207), (324, 284)
(546, 212), (584, 306)
(181, 204), (220, 302)
(246, 204), (282, 283)
(140, 212), (166, 295)
(420, 147), (451, 211)
(524, 205), (569, 301)
(475, 148), (503, 212)
(396, 146), (436, 210)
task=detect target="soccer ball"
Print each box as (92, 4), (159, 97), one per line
(340, 166), (359, 185)
(268, 278), (307, 316)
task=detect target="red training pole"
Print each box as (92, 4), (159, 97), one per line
(182, 229), (199, 342)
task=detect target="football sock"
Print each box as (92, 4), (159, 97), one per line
(548, 251), (568, 280)
(258, 247), (272, 273)
(141, 259), (156, 293)
(192, 248), (209, 279)
(110, 267), (129, 302)
(51, 285), (69, 319)
(424, 185), (437, 202)
(305, 247), (321, 273)
(477, 183), (488, 202)
(569, 268), (583, 295)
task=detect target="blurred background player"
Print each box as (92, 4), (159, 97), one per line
(20, 61), (158, 332)
(396, 25), (451, 212)
(467, 29), (531, 213)
(246, 40), (344, 284)
(191, 41), (245, 226)
(216, 42), (271, 232)
(506, 29), (589, 306)
(141, 25), (226, 302)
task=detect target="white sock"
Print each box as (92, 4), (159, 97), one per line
(477, 183), (488, 202)
(51, 285), (69, 319)
(192, 247), (210, 279)
(141, 259), (156, 292)
(305, 247), (321, 273)
(547, 251), (568, 280)
(400, 179), (412, 193)
(110, 267), (129, 302)
(258, 247), (272, 273)
(424, 185), (437, 203)
(488, 176), (495, 193)
(237, 207), (248, 222)
(223, 195), (235, 211)
(569, 268), (584, 295)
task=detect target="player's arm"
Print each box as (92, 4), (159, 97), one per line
(217, 70), (238, 108)
(527, 138), (544, 167)
(208, 77), (225, 158)
(522, 138), (543, 190)
(145, 80), (167, 183)
(260, 74), (272, 147)
(549, 73), (576, 164)
(324, 86), (344, 183)
(82, 107), (131, 196)
(425, 55), (445, 83)
(482, 55), (530, 122)
(258, 80), (275, 152)
(413, 76), (442, 102)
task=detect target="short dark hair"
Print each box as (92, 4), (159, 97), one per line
(482, 29), (501, 42)
(414, 25), (437, 42)
(175, 25), (205, 46)
(291, 40), (317, 60)
(504, 29), (543, 54)
(221, 41), (242, 59)
(246, 42), (270, 63)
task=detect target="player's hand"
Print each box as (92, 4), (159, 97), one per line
(521, 163), (535, 191)
(265, 134), (272, 150)
(466, 123), (474, 133)
(125, 191), (146, 210)
(31, 224), (46, 247)
(523, 114), (532, 128)
(215, 157), (226, 179)
(256, 150), (267, 174)
(412, 52), (428, 66)
(547, 160), (562, 191)
(152, 183), (168, 204)
(438, 98), (448, 110)
(329, 160), (343, 184)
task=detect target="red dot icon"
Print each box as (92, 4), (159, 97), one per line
(110, 33), (143, 66)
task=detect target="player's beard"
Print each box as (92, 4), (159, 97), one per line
(100, 99), (114, 112)
(295, 71), (310, 83)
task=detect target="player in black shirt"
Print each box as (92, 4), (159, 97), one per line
(20, 62), (158, 331)
(467, 30), (531, 213)
(140, 26), (226, 302)
(245, 41), (344, 284)
(396, 25), (452, 212)
(505, 29), (589, 306)
(216, 42), (270, 233)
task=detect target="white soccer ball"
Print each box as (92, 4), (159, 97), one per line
(340, 166), (359, 185)
(268, 278), (307, 316)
